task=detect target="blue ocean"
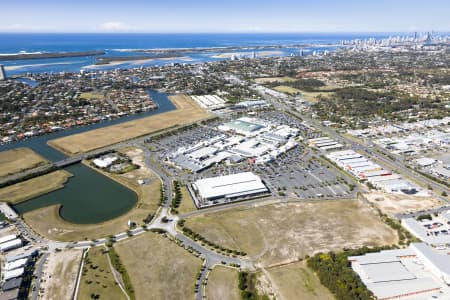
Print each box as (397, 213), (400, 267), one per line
(0, 33), (390, 75)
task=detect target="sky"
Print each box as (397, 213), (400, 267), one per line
(1, 0), (450, 33)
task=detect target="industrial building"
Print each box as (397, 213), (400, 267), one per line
(349, 243), (450, 299)
(191, 95), (226, 110)
(191, 172), (269, 207)
(402, 212), (450, 246)
(308, 137), (343, 151)
(0, 239), (22, 253)
(326, 150), (419, 194)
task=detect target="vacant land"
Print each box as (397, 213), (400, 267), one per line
(23, 177), (159, 242)
(48, 94), (210, 156)
(206, 266), (240, 300)
(178, 185), (197, 214)
(0, 147), (49, 177)
(0, 170), (72, 204)
(274, 85), (302, 95)
(185, 200), (397, 267)
(266, 261), (333, 300)
(79, 91), (105, 100)
(299, 91), (333, 103)
(254, 77), (296, 84)
(41, 249), (83, 300)
(78, 247), (126, 300)
(114, 232), (203, 300)
(364, 191), (443, 215)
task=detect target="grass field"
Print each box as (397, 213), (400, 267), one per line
(177, 185), (197, 214)
(206, 266), (240, 300)
(78, 247), (126, 300)
(185, 200), (397, 267)
(0, 147), (49, 177)
(41, 249), (83, 300)
(23, 177), (160, 242)
(0, 170), (72, 204)
(274, 85), (302, 95)
(114, 232), (203, 300)
(79, 91), (105, 100)
(298, 91), (332, 103)
(48, 94), (211, 156)
(266, 261), (333, 300)
(254, 77), (296, 84)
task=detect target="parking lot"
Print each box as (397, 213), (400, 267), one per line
(150, 110), (354, 202)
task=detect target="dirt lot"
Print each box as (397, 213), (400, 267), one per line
(363, 191), (443, 215)
(48, 94), (210, 156)
(40, 249), (83, 300)
(0, 170), (72, 204)
(78, 247), (126, 300)
(0, 147), (49, 177)
(265, 261), (333, 300)
(185, 199), (397, 267)
(206, 266), (240, 300)
(114, 232), (203, 300)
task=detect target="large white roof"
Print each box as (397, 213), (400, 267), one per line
(360, 261), (416, 283)
(366, 278), (440, 299)
(193, 172), (268, 200)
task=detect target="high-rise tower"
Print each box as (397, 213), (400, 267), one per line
(0, 65), (6, 81)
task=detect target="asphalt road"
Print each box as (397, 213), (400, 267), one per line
(30, 252), (49, 300)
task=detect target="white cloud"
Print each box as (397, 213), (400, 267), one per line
(98, 21), (131, 31)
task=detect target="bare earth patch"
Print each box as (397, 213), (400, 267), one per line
(114, 232), (203, 300)
(48, 94), (211, 156)
(185, 199), (397, 267)
(0, 147), (49, 177)
(265, 261), (333, 300)
(206, 266), (240, 300)
(363, 191), (443, 215)
(40, 249), (83, 300)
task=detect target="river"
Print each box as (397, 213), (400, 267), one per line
(1, 90), (175, 223)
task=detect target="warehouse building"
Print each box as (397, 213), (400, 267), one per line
(191, 172), (269, 207)
(0, 239), (22, 253)
(349, 244), (450, 299)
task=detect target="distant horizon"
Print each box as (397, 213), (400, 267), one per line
(2, 1), (449, 33)
(0, 31), (447, 35)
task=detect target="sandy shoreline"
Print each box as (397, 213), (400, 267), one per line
(212, 50), (284, 59)
(4, 61), (75, 71)
(82, 56), (190, 69)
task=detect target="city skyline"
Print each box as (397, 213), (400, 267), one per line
(2, 0), (450, 33)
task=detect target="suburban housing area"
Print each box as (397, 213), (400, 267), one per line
(0, 32), (449, 300)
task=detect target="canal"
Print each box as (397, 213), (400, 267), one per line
(0, 90), (176, 224)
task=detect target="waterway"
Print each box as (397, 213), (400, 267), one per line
(1, 90), (176, 224)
